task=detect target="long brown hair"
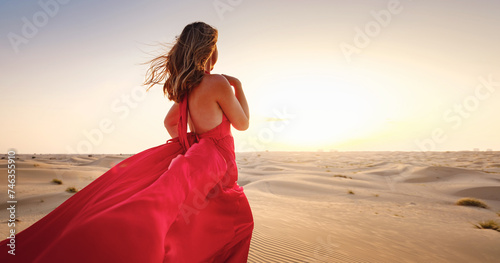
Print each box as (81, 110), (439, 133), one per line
(144, 22), (218, 102)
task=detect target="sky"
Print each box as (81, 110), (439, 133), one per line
(1, 0), (499, 154)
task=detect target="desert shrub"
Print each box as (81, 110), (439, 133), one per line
(66, 187), (78, 193)
(474, 220), (499, 232)
(51, 179), (63, 185)
(456, 198), (488, 209)
(334, 174), (352, 179)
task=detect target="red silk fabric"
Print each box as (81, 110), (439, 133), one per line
(1, 95), (254, 262)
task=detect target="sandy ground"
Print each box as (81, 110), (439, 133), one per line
(1, 151), (499, 262)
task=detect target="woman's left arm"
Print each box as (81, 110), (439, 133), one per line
(165, 103), (179, 138)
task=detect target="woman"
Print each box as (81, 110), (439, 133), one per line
(0, 22), (253, 262)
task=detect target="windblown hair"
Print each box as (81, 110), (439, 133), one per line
(144, 22), (218, 103)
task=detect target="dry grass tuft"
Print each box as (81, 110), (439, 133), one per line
(52, 179), (63, 185)
(334, 174), (352, 179)
(474, 220), (499, 232)
(456, 198), (488, 209)
(66, 187), (78, 193)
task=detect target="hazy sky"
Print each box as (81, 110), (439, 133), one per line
(1, 0), (499, 153)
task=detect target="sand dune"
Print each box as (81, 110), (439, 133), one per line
(454, 186), (500, 201)
(1, 151), (499, 262)
(238, 151), (500, 262)
(78, 155), (130, 168)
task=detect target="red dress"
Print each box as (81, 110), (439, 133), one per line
(0, 95), (254, 262)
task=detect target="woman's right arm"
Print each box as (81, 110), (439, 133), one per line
(222, 74), (249, 120)
(215, 74), (250, 131)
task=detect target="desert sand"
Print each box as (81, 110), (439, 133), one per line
(1, 151), (499, 262)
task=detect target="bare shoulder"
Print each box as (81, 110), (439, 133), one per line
(191, 74), (229, 102)
(203, 74), (230, 88)
(199, 74), (234, 101)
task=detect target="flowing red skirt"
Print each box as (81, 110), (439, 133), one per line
(0, 134), (253, 262)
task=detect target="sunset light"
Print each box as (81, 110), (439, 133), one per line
(1, 0), (499, 153)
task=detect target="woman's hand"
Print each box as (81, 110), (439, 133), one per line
(221, 74), (241, 88)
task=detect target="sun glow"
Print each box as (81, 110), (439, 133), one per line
(2, 1), (499, 153)
(251, 69), (394, 150)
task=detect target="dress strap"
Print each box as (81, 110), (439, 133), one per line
(177, 95), (191, 152)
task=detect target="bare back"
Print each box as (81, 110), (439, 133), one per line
(187, 74), (224, 134)
(164, 73), (248, 138)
